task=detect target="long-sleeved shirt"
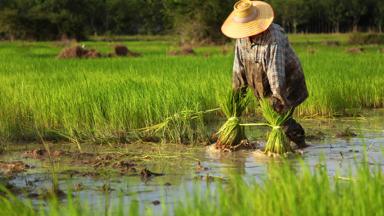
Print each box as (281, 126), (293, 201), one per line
(232, 23), (308, 108)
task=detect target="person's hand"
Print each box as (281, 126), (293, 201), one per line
(271, 96), (289, 114)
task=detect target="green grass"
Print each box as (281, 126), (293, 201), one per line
(175, 158), (384, 216)
(0, 34), (383, 143)
(287, 33), (350, 44)
(1, 156), (383, 215)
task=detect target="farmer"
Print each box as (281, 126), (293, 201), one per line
(221, 0), (309, 148)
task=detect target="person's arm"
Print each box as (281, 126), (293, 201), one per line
(232, 40), (247, 94)
(265, 42), (288, 113)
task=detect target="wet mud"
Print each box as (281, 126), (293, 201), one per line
(0, 161), (31, 176)
(0, 110), (383, 214)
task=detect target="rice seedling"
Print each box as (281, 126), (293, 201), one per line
(216, 89), (251, 150)
(137, 108), (220, 144)
(175, 156), (384, 216)
(259, 99), (293, 155)
(237, 99), (293, 156)
(0, 37), (383, 143)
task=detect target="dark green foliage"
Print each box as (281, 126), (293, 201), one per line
(266, 0), (377, 33)
(0, 0), (91, 40)
(163, 0), (233, 44)
(0, 0), (169, 40)
(1, 0), (383, 41)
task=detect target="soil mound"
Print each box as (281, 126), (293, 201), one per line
(168, 45), (196, 56)
(58, 45), (140, 59)
(57, 46), (101, 59)
(114, 45), (128, 56)
(57, 46), (88, 59)
(114, 44), (141, 57)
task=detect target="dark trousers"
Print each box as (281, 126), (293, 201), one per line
(283, 117), (306, 147)
(275, 106), (306, 148)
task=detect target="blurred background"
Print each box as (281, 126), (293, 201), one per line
(0, 0), (383, 43)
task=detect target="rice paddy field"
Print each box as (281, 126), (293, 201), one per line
(0, 34), (384, 215)
(0, 34), (383, 143)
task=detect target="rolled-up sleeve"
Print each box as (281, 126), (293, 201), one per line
(266, 43), (287, 105)
(232, 40), (247, 91)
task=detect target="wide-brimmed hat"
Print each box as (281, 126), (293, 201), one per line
(221, 1), (274, 39)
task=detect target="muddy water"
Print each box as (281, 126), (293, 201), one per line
(1, 110), (383, 214)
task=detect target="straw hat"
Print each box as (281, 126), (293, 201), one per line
(221, 1), (274, 39)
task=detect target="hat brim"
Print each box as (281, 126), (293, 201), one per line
(221, 1), (274, 39)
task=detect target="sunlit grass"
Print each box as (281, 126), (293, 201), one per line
(0, 37), (383, 143)
(175, 158), (384, 216)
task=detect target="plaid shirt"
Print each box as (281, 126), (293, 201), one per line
(233, 23), (308, 107)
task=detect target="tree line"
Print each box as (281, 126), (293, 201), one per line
(0, 0), (383, 42)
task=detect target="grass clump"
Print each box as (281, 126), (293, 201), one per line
(216, 90), (250, 150)
(259, 99), (293, 155)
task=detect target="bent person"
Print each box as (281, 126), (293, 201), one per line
(221, 0), (309, 148)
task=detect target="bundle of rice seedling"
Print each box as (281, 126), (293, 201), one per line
(216, 90), (250, 149)
(259, 99), (293, 155)
(137, 108), (220, 144)
(57, 46), (88, 59)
